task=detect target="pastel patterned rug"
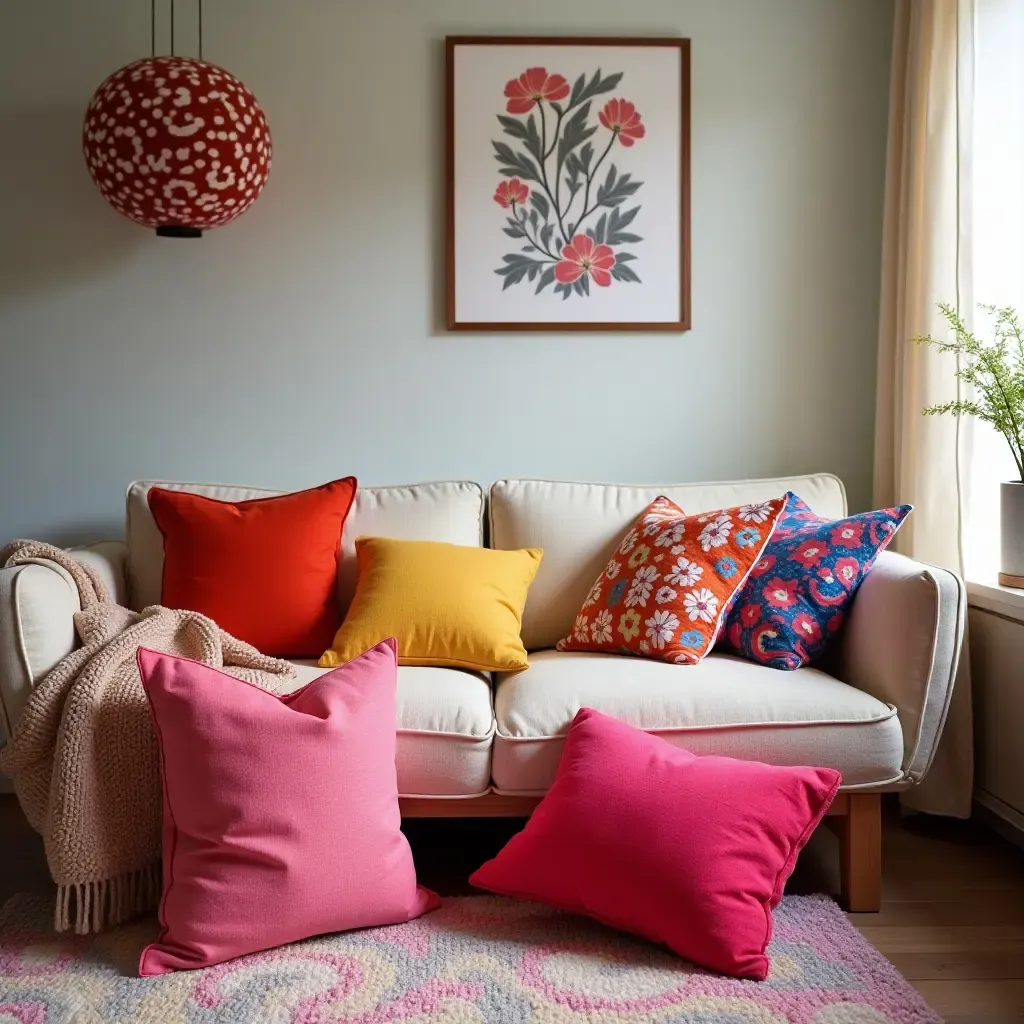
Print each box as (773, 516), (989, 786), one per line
(0, 892), (939, 1023)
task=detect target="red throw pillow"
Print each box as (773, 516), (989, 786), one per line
(470, 707), (840, 979)
(137, 640), (438, 976)
(148, 477), (356, 657)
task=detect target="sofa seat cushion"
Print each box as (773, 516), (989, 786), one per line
(492, 651), (903, 793)
(289, 661), (494, 798)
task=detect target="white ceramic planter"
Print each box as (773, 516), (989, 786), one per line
(999, 481), (1024, 586)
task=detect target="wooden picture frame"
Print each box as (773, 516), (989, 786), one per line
(446, 36), (691, 332)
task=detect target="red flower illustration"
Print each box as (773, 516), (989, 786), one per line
(740, 603), (762, 628)
(831, 521), (864, 548)
(726, 620), (742, 649)
(504, 67), (570, 114)
(493, 178), (529, 209)
(599, 98), (646, 146)
(792, 613), (822, 645)
(554, 234), (617, 287)
(750, 554), (776, 578)
(764, 577), (799, 609)
(834, 556), (861, 590)
(790, 538), (829, 568)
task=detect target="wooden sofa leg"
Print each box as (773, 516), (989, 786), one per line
(838, 792), (882, 912)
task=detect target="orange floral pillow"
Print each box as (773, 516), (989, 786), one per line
(557, 496), (786, 664)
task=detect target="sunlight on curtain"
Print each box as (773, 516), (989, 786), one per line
(964, 0), (1024, 579)
(876, 0), (975, 816)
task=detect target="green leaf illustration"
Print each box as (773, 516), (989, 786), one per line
(496, 115), (529, 141)
(491, 140), (540, 182)
(568, 72), (587, 108)
(597, 164), (643, 207)
(536, 266), (556, 294)
(608, 205), (638, 231)
(530, 192), (550, 220)
(499, 253), (541, 266)
(568, 69), (624, 110)
(503, 225), (526, 238)
(557, 103), (597, 169)
(614, 251), (637, 262)
(541, 223), (555, 252)
(524, 114), (543, 162)
(494, 253), (552, 291)
(611, 262), (641, 283)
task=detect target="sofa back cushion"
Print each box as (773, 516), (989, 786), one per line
(490, 476), (848, 651)
(127, 480), (484, 614)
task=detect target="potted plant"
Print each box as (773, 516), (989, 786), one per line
(916, 303), (1024, 586)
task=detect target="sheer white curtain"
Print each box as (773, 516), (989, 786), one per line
(876, 0), (1024, 816)
(874, 0), (975, 817)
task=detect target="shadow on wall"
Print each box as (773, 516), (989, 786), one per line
(430, 37), (447, 335)
(0, 107), (143, 301)
(34, 522), (127, 549)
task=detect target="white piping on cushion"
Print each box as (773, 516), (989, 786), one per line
(494, 704), (900, 742)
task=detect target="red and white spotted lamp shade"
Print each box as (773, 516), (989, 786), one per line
(83, 56), (271, 237)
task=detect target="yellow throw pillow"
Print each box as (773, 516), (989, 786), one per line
(319, 538), (543, 672)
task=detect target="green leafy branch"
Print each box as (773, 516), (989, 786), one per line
(492, 69), (623, 249)
(494, 252), (554, 291)
(501, 198), (559, 261)
(491, 67), (646, 299)
(554, 275), (591, 300)
(916, 303), (1024, 480)
(569, 163), (642, 237)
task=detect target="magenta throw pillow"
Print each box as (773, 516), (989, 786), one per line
(138, 639), (438, 976)
(470, 708), (840, 980)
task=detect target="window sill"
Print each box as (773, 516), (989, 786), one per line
(967, 577), (1024, 623)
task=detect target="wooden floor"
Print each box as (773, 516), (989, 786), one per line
(2, 795), (1023, 1021)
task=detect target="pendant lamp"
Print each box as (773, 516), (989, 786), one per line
(82, 1), (271, 237)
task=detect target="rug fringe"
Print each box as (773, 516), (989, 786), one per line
(54, 862), (161, 933)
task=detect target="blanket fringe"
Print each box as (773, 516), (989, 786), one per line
(55, 863), (161, 934)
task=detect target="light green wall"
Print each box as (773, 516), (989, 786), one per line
(0, 0), (892, 542)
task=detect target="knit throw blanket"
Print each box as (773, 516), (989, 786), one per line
(0, 541), (296, 934)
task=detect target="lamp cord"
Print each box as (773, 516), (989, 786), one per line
(152, 0), (200, 61)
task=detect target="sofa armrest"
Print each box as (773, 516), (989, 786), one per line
(0, 541), (128, 738)
(837, 550), (965, 781)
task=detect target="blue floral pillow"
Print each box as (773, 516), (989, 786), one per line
(721, 492), (912, 670)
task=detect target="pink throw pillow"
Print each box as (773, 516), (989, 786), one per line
(138, 639), (438, 976)
(469, 708), (840, 979)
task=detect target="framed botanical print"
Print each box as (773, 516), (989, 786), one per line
(446, 36), (690, 332)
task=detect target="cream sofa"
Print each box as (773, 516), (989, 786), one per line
(0, 474), (965, 912)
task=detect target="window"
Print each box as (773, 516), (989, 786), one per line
(963, 0), (1024, 579)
